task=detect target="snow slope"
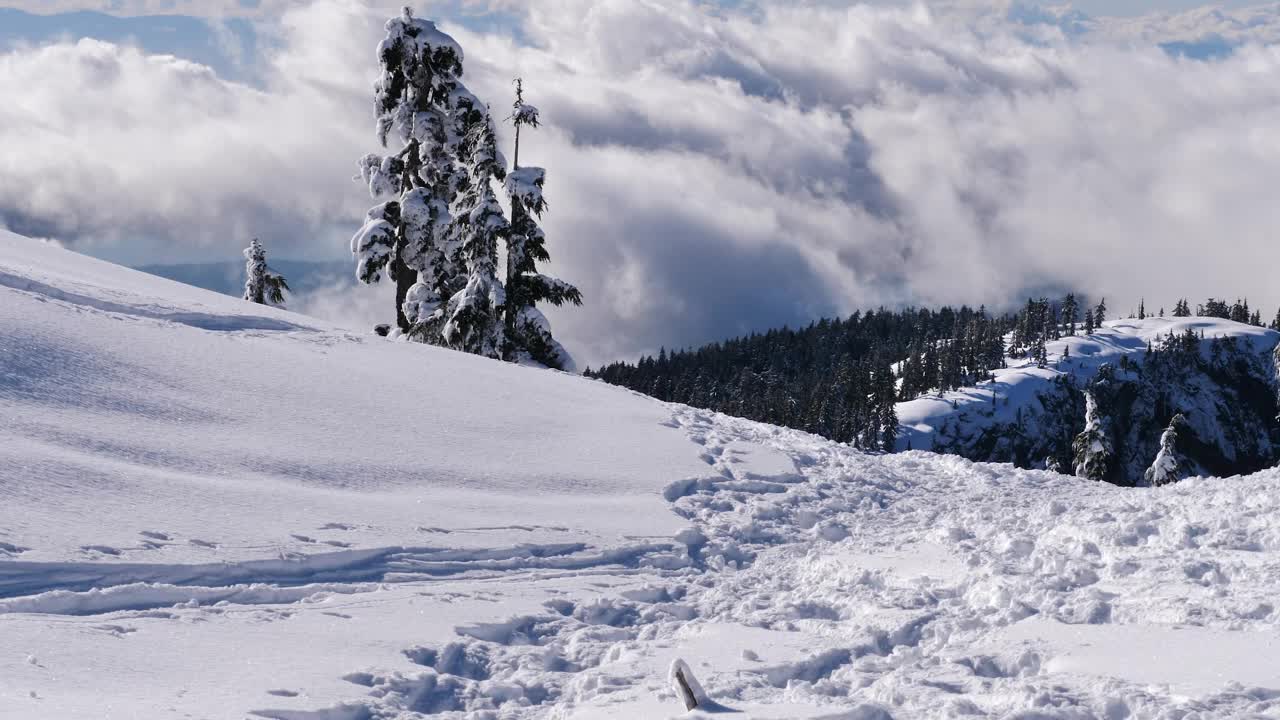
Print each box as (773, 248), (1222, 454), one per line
(4, 231), (1280, 718)
(897, 316), (1279, 454)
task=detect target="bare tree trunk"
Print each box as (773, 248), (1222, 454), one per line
(394, 254), (417, 333)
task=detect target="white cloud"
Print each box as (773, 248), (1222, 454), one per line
(2, 0), (1280, 369)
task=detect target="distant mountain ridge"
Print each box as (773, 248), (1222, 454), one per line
(135, 259), (352, 298)
(902, 317), (1280, 486)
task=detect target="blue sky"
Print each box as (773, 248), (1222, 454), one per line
(0, 8), (262, 82)
(0, 1), (1267, 83)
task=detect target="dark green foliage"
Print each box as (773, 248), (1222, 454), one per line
(587, 305), (1020, 451)
(1199, 298), (1230, 319)
(1062, 293), (1079, 336)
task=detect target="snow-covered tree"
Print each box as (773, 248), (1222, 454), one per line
(1084, 308), (1095, 335)
(436, 86), (508, 357)
(352, 7), (468, 335)
(352, 11), (581, 367)
(242, 238), (289, 307)
(1094, 298), (1107, 325)
(1072, 366), (1115, 482)
(1144, 413), (1189, 486)
(501, 79), (582, 369)
(1173, 299), (1191, 317)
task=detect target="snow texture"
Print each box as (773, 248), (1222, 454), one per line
(4, 230), (1280, 718)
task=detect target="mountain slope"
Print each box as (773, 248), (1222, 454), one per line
(899, 317), (1280, 484)
(5, 231), (1280, 719)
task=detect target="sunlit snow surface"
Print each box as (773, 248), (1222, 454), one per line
(2, 231), (1280, 718)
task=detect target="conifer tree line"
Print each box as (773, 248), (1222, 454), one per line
(1170, 296), (1272, 327)
(350, 8), (580, 369)
(587, 305), (1022, 450)
(586, 295), (1280, 452)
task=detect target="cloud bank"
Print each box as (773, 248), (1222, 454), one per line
(2, 1), (1280, 367)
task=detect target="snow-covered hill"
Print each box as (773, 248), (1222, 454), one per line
(899, 317), (1280, 484)
(4, 231), (1280, 718)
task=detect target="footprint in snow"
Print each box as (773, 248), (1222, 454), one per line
(80, 545), (121, 556)
(139, 531), (171, 541)
(188, 539), (218, 549)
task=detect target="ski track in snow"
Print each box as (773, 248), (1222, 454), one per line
(222, 405), (1280, 719)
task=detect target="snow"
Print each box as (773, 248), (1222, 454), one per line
(4, 230), (1280, 718)
(897, 316), (1280, 452)
(505, 166), (546, 210)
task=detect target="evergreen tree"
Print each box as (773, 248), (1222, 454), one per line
(1173, 299), (1191, 317)
(501, 80), (582, 369)
(1094, 298), (1107, 326)
(242, 238), (289, 307)
(1272, 308), (1280, 331)
(1230, 299), (1249, 324)
(1200, 298), (1230, 319)
(1072, 366), (1115, 482)
(352, 9), (577, 365)
(1137, 298), (1145, 320)
(874, 357), (899, 452)
(435, 76), (509, 357)
(1084, 308), (1096, 335)
(1144, 413), (1189, 487)
(1062, 293), (1078, 336)
(352, 8), (468, 335)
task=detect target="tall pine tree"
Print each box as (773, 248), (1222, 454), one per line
(351, 10), (580, 366)
(352, 8), (468, 335)
(1062, 293), (1078, 336)
(437, 81), (508, 357)
(501, 80), (582, 369)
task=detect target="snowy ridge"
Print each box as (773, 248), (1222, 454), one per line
(897, 316), (1280, 483)
(5, 231), (1280, 718)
